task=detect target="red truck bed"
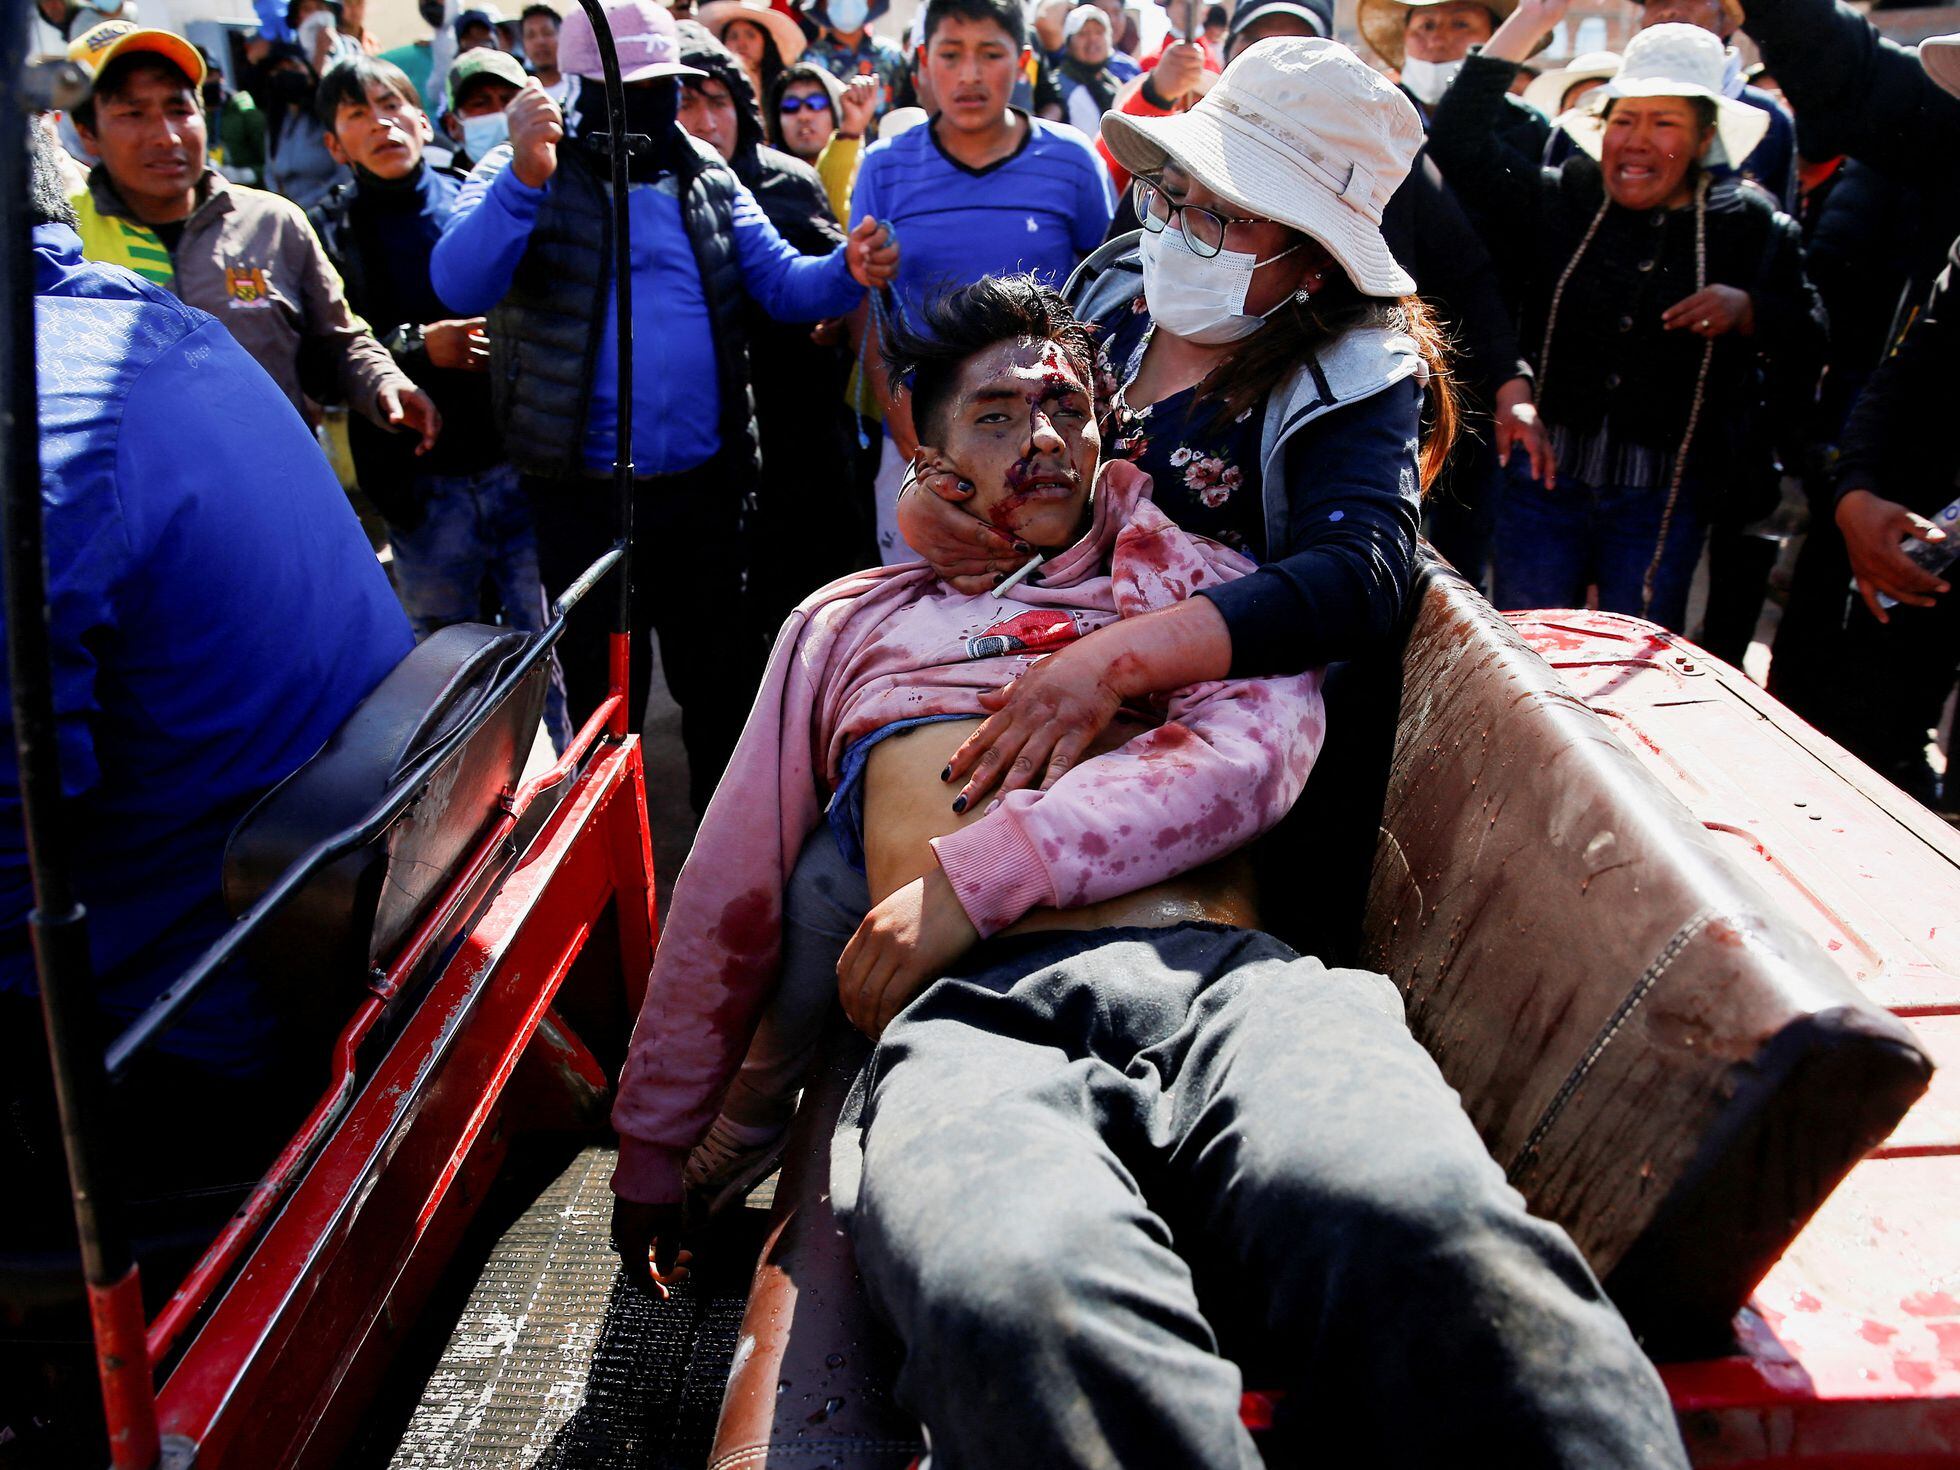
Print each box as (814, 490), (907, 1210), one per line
(1510, 609), (1960, 1468)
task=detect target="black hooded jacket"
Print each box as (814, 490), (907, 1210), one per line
(678, 28), (871, 622)
(482, 75), (760, 485)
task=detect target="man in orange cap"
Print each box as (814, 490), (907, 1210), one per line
(64, 20), (440, 452)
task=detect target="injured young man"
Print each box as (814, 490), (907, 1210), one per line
(607, 277), (1690, 1469)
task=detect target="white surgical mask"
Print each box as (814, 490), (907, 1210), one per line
(1399, 54), (1465, 106)
(827, 0), (870, 31)
(1139, 227), (1303, 345)
(298, 9), (337, 51)
(459, 109), (511, 159)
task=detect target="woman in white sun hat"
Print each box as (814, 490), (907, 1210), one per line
(695, 0), (805, 108)
(1524, 47), (1620, 118)
(897, 37), (1465, 804)
(1429, 0), (1824, 632)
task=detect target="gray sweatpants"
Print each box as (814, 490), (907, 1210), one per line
(830, 921), (1690, 1470)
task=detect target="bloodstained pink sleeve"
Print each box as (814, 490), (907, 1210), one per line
(609, 609), (832, 1206)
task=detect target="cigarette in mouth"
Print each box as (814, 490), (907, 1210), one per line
(991, 552), (1046, 599)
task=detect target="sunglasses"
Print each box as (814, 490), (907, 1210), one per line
(778, 93), (833, 113)
(1132, 179), (1265, 259)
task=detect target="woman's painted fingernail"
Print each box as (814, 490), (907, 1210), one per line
(1013, 539), (1033, 554)
(951, 795), (969, 815)
(940, 765), (952, 782)
(992, 573), (1006, 587)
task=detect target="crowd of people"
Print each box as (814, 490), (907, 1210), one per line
(34, 0), (1960, 819)
(6, 0), (1960, 1457)
(26, 0), (1957, 817)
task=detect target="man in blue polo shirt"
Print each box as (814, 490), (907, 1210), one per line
(852, 0), (1114, 560)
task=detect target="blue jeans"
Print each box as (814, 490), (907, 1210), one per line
(1492, 455), (1706, 632)
(389, 463), (568, 748)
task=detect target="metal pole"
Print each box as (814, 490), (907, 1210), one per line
(0, 6), (161, 1466)
(572, 0), (637, 740)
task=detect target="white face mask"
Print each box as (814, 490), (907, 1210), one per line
(1399, 54), (1465, 106)
(827, 0), (869, 31)
(459, 109), (511, 159)
(1139, 227), (1304, 345)
(298, 9), (337, 51)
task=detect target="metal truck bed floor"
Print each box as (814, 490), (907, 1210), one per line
(386, 1146), (772, 1470)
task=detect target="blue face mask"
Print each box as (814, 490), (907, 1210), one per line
(459, 108), (510, 158)
(827, 0), (869, 32)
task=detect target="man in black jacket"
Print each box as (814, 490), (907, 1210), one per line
(676, 24), (872, 643)
(1739, 0), (1959, 807)
(1821, 232), (1959, 806)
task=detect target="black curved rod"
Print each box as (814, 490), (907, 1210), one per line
(570, 0), (638, 640)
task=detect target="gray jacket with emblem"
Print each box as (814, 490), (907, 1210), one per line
(71, 166), (407, 423)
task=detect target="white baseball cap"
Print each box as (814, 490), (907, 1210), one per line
(1064, 4), (1111, 38)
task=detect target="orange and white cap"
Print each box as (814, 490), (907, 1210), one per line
(68, 19), (207, 89)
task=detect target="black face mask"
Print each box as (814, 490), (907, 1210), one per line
(269, 69), (314, 107)
(574, 76), (680, 179)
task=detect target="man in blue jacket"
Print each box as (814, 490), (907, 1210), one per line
(432, 0), (896, 812)
(0, 121), (413, 1242)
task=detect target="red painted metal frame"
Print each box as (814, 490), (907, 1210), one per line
(138, 720), (655, 1468)
(141, 694), (625, 1369)
(90, 1266), (163, 1470)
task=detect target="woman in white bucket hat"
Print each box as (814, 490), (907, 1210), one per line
(895, 38), (1469, 803)
(1428, 0), (1824, 632)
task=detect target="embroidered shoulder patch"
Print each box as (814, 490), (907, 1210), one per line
(224, 265), (273, 308)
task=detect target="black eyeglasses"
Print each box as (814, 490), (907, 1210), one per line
(779, 93), (833, 113)
(1132, 179), (1264, 258)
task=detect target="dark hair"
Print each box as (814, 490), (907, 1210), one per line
(722, 16), (787, 90)
(883, 274), (1096, 442)
(764, 61), (842, 148)
(1200, 263), (1459, 494)
(28, 119), (79, 229)
(315, 54), (421, 127)
(1204, 3), (1227, 24)
(520, 2), (561, 25)
(920, 0), (1026, 50)
(72, 52), (197, 130)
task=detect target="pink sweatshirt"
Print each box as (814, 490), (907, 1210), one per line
(610, 462), (1328, 1204)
